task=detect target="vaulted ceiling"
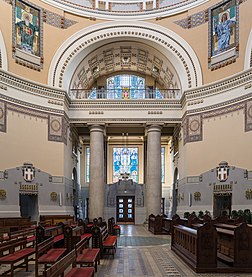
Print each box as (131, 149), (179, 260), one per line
(70, 41), (181, 90)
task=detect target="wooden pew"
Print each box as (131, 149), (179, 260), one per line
(171, 222), (217, 272)
(148, 214), (169, 235)
(78, 218), (93, 233)
(40, 215), (75, 227)
(92, 224), (117, 258)
(0, 237), (35, 276)
(0, 217), (36, 232)
(161, 214), (188, 235)
(215, 222), (252, 268)
(108, 217), (120, 236)
(35, 236), (67, 277)
(44, 249), (95, 277)
(75, 236), (100, 272)
(64, 225), (92, 252)
(7, 227), (36, 247)
(36, 224), (65, 244)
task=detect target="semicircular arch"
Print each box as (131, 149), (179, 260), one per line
(48, 21), (202, 92)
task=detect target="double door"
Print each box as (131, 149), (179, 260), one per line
(116, 196), (135, 224)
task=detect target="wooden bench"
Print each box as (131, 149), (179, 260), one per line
(171, 222), (217, 272)
(7, 227), (36, 247)
(0, 237), (35, 276)
(78, 218), (93, 233)
(148, 214), (162, 234)
(45, 249), (95, 277)
(215, 222), (252, 267)
(92, 224), (117, 258)
(35, 236), (67, 277)
(36, 224), (65, 244)
(40, 215), (75, 227)
(108, 217), (120, 236)
(75, 236), (100, 272)
(64, 225), (92, 252)
(0, 217), (36, 233)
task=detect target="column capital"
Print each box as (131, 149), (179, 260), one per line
(88, 124), (105, 133)
(146, 123), (163, 133)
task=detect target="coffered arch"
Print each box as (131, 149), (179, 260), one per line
(48, 21), (203, 92)
(0, 30), (8, 70)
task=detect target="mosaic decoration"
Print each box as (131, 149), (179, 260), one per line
(43, 10), (77, 29)
(208, 0), (239, 70)
(48, 114), (64, 143)
(13, 0), (43, 70)
(183, 114), (202, 144)
(245, 100), (252, 132)
(113, 147), (138, 183)
(0, 101), (6, 133)
(174, 10), (208, 29)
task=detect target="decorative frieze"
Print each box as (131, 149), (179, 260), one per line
(174, 10), (208, 29)
(0, 69), (65, 99)
(0, 98), (67, 144)
(175, 0), (246, 29)
(42, 10), (77, 29)
(48, 114), (63, 143)
(0, 101), (6, 133)
(48, 114), (69, 145)
(183, 114), (202, 144)
(245, 100), (252, 132)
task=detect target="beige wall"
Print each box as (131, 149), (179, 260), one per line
(152, 0), (252, 85)
(0, 111), (64, 175)
(1, 0), (251, 87)
(180, 111), (252, 177)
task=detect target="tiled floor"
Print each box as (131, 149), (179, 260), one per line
(1, 224), (252, 276)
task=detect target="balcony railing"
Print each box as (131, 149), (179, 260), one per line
(69, 89), (181, 100)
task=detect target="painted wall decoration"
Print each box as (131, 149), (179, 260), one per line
(208, 0), (239, 70)
(13, 0), (43, 70)
(0, 101), (6, 133)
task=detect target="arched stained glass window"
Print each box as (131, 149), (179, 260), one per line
(113, 147), (138, 183)
(107, 75), (145, 99)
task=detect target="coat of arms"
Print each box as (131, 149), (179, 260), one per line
(22, 163), (35, 182)
(216, 161), (229, 182)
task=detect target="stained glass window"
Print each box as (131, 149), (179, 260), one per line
(107, 75), (145, 99)
(161, 147), (165, 183)
(86, 147), (90, 183)
(113, 147), (138, 183)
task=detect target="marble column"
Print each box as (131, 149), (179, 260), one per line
(146, 124), (162, 217)
(89, 124), (105, 220)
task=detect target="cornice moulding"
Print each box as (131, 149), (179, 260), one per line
(0, 69), (66, 100)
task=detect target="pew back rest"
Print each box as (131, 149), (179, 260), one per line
(36, 236), (54, 256)
(75, 237), (89, 256)
(0, 238), (27, 257)
(45, 249), (75, 277)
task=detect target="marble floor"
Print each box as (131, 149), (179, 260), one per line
(0, 224), (251, 276)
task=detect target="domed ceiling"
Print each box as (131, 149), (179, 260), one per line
(41, 0), (208, 20)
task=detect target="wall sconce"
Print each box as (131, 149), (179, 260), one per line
(0, 189), (6, 199)
(50, 192), (57, 201)
(245, 189), (252, 199)
(66, 193), (73, 202)
(194, 192), (201, 201)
